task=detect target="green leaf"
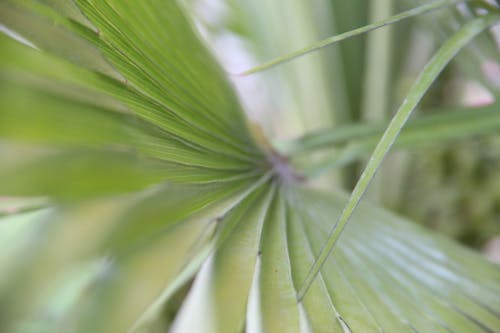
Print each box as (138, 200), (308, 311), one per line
(72, 0), (260, 156)
(0, 141), (264, 198)
(151, 184), (500, 333)
(0, 0), (266, 181)
(0, 0), (121, 79)
(0, 30), (264, 193)
(0, 72), (139, 149)
(168, 185), (274, 333)
(297, 14), (500, 299)
(0, 175), (269, 332)
(251, 190), (302, 332)
(329, 0), (369, 122)
(0, 145), (170, 198)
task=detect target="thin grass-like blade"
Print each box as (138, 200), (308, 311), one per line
(242, 0), (463, 75)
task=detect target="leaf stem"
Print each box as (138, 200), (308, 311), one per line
(297, 14), (500, 301)
(241, 0), (465, 75)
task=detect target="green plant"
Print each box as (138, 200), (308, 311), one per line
(0, 0), (499, 332)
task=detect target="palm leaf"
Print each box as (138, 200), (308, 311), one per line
(0, 1), (499, 332)
(168, 185), (500, 333)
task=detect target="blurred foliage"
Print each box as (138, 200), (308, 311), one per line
(398, 137), (500, 247)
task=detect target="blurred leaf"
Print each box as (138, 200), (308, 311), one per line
(231, 0), (344, 135)
(278, 102), (500, 175)
(0, 146), (170, 198)
(329, 0), (369, 122)
(0, 208), (53, 289)
(0, 0), (121, 79)
(0, 72), (138, 149)
(0, 175), (270, 333)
